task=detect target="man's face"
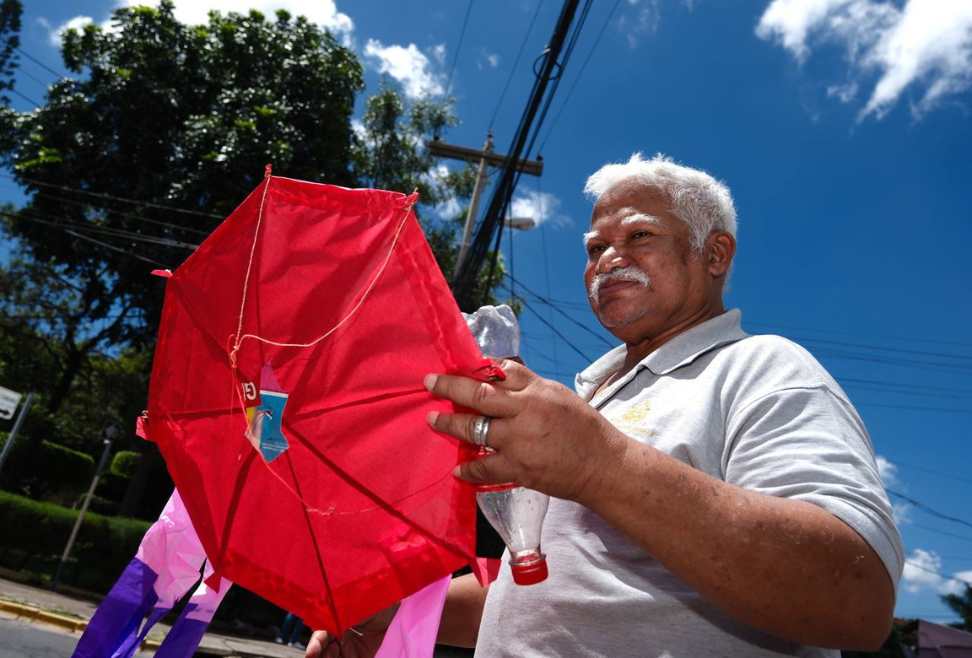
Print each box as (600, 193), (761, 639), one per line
(583, 180), (712, 342)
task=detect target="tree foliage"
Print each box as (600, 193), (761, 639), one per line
(942, 585), (972, 631)
(0, 0), (505, 517)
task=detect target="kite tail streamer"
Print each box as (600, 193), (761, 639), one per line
(73, 490), (229, 658)
(374, 575), (451, 658)
(154, 576), (232, 657)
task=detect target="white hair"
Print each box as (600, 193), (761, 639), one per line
(583, 153), (737, 252)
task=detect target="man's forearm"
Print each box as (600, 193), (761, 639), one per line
(436, 572), (489, 648)
(579, 433), (895, 650)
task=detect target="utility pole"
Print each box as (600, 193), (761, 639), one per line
(452, 0), (583, 311)
(0, 392), (32, 477)
(427, 134), (543, 276)
(53, 424), (118, 590)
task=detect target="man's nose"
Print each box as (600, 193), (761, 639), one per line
(596, 245), (629, 274)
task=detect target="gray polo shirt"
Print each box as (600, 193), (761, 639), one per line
(475, 309), (902, 658)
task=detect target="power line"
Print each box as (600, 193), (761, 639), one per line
(501, 275), (613, 347)
(16, 47), (68, 80)
(63, 229), (169, 268)
(912, 523), (972, 545)
(1, 173), (224, 219)
(9, 88), (40, 107)
(487, 0), (544, 131)
(539, 0), (623, 152)
(888, 489), (972, 531)
(519, 296), (593, 362)
(445, 0), (475, 97)
(905, 559), (972, 588)
(745, 320), (972, 351)
(4, 210), (200, 250)
(34, 190), (210, 236)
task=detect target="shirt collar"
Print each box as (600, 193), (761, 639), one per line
(575, 309), (748, 396)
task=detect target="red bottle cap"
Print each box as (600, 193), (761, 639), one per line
(511, 556), (548, 586)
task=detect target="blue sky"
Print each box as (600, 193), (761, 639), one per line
(7, 0), (972, 626)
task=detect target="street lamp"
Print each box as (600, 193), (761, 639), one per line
(53, 424), (120, 590)
(504, 217), (536, 230)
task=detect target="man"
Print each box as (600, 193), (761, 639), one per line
(308, 153), (902, 657)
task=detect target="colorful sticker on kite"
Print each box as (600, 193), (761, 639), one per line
(244, 364), (290, 462)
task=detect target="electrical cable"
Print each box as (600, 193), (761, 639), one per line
(1, 173), (224, 219)
(9, 88), (40, 107)
(33, 190), (211, 236)
(4, 210), (200, 250)
(502, 273), (613, 347)
(63, 228), (169, 267)
(888, 489), (972, 531)
(519, 297), (593, 362)
(538, 0), (624, 152)
(445, 0), (475, 97)
(16, 47), (68, 79)
(487, 0), (544, 132)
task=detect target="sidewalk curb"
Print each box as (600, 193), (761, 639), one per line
(0, 598), (163, 649)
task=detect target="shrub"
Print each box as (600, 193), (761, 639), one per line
(0, 490), (149, 591)
(0, 436), (95, 503)
(110, 451), (141, 479)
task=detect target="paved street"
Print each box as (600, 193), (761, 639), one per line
(0, 614), (152, 657)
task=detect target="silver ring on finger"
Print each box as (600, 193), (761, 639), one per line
(471, 415), (492, 448)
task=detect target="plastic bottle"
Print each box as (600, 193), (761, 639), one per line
(475, 483), (549, 585)
(462, 305), (550, 586)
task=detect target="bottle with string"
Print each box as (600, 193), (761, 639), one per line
(462, 305), (550, 586)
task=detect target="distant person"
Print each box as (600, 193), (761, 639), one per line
(276, 611), (305, 649)
(308, 154), (903, 657)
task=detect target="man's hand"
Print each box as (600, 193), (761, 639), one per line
(304, 605), (398, 658)
(424, 359), (626, 503)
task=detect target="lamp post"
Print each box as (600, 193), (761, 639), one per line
(53, 424), (120, 590)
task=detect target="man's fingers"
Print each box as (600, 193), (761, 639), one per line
(305, 630), (327, 658)
(455, 452), (517, 485)
(424, 374), (519, 417)
(427, 411), (507, 449)
(490, 358), (534, 391)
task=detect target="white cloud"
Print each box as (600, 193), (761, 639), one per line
(756, 1), (972, 120)
(478, 49), (500, 70)
(436, 197), (463, 221)
(902, 548), (972, 595)
(363, 39), (446, 99)
(116, 0), (353, 36)
(875, 455), (897, 485)
(510, 190), (570, 228)
(46, 2), (354, 49)
(616, 0), (661, 50)
(48, 15), (94, 47)
(431, 43), (447, 67)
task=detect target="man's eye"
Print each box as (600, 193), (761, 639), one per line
(587, 245), (606, 257)
(631, 230), (650, 240)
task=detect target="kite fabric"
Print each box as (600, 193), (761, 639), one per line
(145, 171), (491, 636)
(364, 307), (517, 658)
(72, 490), (232, 658)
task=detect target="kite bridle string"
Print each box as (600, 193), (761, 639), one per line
(230, 172), (274, 368)
(228, 193), (416, 366)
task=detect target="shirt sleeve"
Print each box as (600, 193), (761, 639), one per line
(723, 384), (904, 591)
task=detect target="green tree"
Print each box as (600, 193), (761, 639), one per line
(942, 584), (972, 631)
(0, 0), (21, 104)
(0, 1), (503, 509)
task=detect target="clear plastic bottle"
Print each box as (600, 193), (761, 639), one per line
(463, 305), (551, 586)
(476, 483), (549, 585)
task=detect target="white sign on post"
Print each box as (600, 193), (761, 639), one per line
(0, 386), (22, 421)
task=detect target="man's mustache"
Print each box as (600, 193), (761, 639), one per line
(588, 267), (651, 305)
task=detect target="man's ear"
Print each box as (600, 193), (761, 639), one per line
(706, 231), (735, 278)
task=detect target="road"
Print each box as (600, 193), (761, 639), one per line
(0, 615), (153, 657)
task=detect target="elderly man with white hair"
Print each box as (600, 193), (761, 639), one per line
(308, 154), (903, 658)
